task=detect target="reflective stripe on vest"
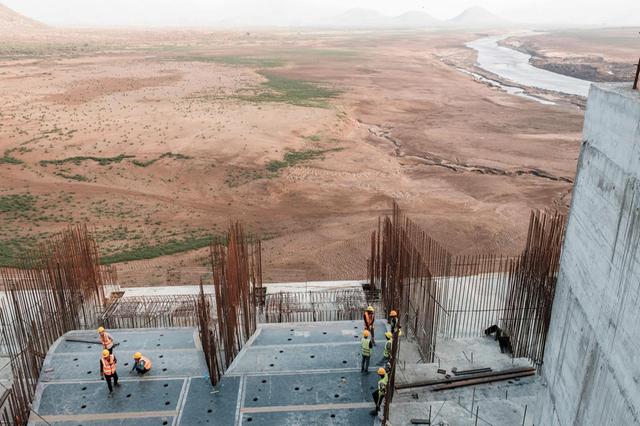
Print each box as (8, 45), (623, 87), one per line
(361, 338), (371, 357)
(383, 340), (392, 358)
(140, 356), (152, 370)
(101, 355), (116, 375)
(100, 333), (113, 349)
(378, 373), (388, 394)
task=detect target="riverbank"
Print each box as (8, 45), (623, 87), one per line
(500, 29), (638, 83)
(437, 34), (587, 108)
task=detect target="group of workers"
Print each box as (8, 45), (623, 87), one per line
(360, 306), (401, 416)
(97, 326), (152, 394)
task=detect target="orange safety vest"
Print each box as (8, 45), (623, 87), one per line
(101, 355), (116, 375)
(139, 356), (152, 370)
(100, 332), (113, 350)
(364, 312), (375, 328)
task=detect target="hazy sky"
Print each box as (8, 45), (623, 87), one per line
(4, 0), (640, 27)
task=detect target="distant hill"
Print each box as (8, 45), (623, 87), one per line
(0, 3), (47, 34)
(447, 6), (509, 27)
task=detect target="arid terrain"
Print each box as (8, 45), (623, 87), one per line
(503, 28), (639, 82)
(2, 12), (635, 285)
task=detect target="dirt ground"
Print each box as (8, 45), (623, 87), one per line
(503, 28), (639, 82)
(0, 27), (594, 285)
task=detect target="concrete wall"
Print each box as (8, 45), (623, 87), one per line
(537, 84), (640, 425)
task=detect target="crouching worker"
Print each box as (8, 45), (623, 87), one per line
(370, 367), (388, 415)
(100, 349), (119, 393)
(131, 352), (152, 375)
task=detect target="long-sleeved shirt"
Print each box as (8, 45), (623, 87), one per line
(131, 358), (149, 372)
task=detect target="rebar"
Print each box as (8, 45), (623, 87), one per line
(0, 225), (106, 425)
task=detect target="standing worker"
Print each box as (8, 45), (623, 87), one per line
(370, 367), (388, 415)
(389, 310), (401, 335)
(131, 352), (152, 375)
(360, 330), (373, 373)
(364, 306), (376, 345)
(100, 349), (119, 394)
(378, 331), (393, 365)
(97, 326), (114, 354)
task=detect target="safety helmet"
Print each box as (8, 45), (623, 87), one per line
(133, 352), (142, 359)
(363, 330), (370, 337)
(97, 326), (105, 333)
(377, 367), (386, 376)
(385, 331), (392, 339)
(366, 306), (374, 312)
(390, 310), (397, 317)
(102, 349), (110, 357)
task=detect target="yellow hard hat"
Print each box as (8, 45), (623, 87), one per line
(377, 367), (386, 375)
(133, 352), (142, 359)
(102, 349), (110, 357)
(366, 306), (374, 312)
(97, 326), (105, 333)
(385, 331), (392, 339)
(363, 330), (370, 337)
(390, 310), (398, 317)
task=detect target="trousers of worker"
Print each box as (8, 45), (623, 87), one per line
(104, 372), (119, 392)
(361, 355), (370, 372)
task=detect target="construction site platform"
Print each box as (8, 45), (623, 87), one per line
(29, 320), (388, 425)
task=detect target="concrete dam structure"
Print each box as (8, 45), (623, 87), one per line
(537, 84), (640, 425)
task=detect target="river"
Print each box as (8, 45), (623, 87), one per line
(466, 35), (593, 98)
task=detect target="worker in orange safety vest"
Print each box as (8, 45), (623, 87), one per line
(97, 326), (114, 354)
(363, 306), (376, 345)
(100, 349), (119, 393)
(131, 352), (152, 375)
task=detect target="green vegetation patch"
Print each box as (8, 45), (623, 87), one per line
(132, 152), (192, 167)
(55, 172), (89, 182)
(40, 154), (135, 167)
(100, 235), (216, 264)
(0, 194), (38, 213)
(240, 72), (340, 108)
(0, 236), (39, 267)
(266, 148), (343, 173)
(0, 149), (24, 165)
(172, 55), (284, 68)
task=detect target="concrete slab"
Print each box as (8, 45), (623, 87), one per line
(241, 407), (374, 425)
(243, 372), (379, 407)
(29, 328), (210, 425)
(179, 377), (240, 425)
(30, 321), (384, 425)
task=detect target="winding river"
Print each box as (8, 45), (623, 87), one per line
(466, 35), (593, 98)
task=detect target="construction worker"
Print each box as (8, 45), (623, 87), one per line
(370, 367), (388, 415)
(100, 349), (119, 393)
(363, 306), (376, 345)
(360, 330), (373, 373)
(131, 352), (152, 375)
(378, 331), (393, 365)
(389, 310), (401, 335)
(97, 326), (114, 354)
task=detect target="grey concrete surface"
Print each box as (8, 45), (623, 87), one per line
(537, 84), (640, 425)
(30, 320), (386, 425)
